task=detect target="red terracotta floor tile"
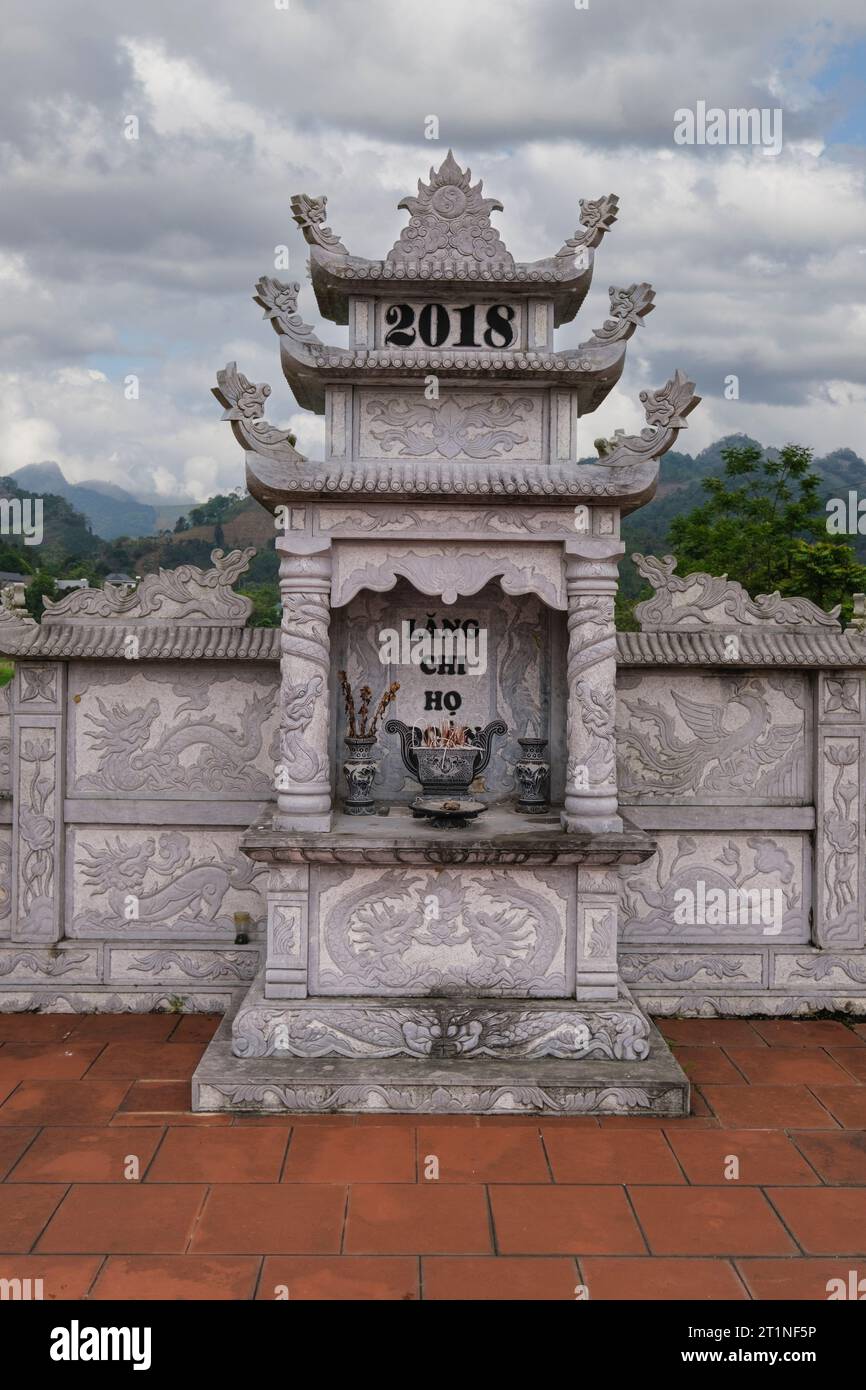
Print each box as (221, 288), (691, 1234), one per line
(790, 1129), (866, 1183)
(283, 1127), (413, 1183)
(0, 1015), (77, 1042)
(826, 1047), (866, 1082)
(670, 1046), (745, 1085)
(737, 1258), (866, 1300)
(0, 1127), (37, 1178)
(490, 1186), (644, 1255)
(415, 1125), (549, 1183)
(9, 1127), (163, 1183)
(116, 1081), (191, 1114)
(260, 1255), (419, 1300)
(86, 1042), (204, 1080)
(345, 1184), (490, 1255)
(702, 1085), (838, 1129)
(666, 1130), (820, 1185)
(233, 1113), (350, 1127)
(0, 1254), (102, 1298)
(752, 1020), (866, 1047)
(166, 1014), (222, 1043)
(423, 1256), (577, 1300)
(853, 1024), (866, 1041)
(768, 1187), (866, 1255)
(0, 1079), (130, 1126)
(0, 1042), (104, 1081)
(542, 1130), (684, 1184)
(630, 1187), (796, 1256)
(111, 1112), (232, 1127)
(808, 1085), (866, 1128)
(192, 1184), (346, 1254)
(148, 1127), (288, 1183)
(38, 1184), (206, 1254)
(91, 1255), (260, 1300)
(0, 1184), (67, 1253)
(723, 1047), (853, 1086)
(656, 1019), (764, 1047)
(67, 1014), (178, 1041)
(581, 1256), (747, 1300)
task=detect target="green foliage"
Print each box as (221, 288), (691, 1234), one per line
(665, 442), (866, 621)
(24, 570), (59, 621)
(0, 662), (14, 688)
(239, 581), (281, 628)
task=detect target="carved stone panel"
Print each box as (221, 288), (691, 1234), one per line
(12, 716), (64, 943)
(772, 949), (866, 990)
(617, 672), (809, 804)
(0, 829), (11, 939)
(67, 664), (280, 799)
(0, 944), (99, 984)
(621, 950), (765, 988)
(67, 828), (268, 939)
(621, 832), (809, 943)
(357, 388), (546, 464)
(107, 947), (260, 985)
(309, 864), (574, 997)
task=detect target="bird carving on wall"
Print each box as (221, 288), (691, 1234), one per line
(619, 677), (800, 795)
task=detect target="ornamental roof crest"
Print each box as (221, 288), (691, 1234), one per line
(386, 150), (514, 267)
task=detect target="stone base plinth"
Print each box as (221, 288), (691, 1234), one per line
(229, 971), (653, 1061)
(192, 1009), (689, 1116)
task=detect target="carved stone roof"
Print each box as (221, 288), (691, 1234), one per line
(0, 623), (280, 661)
(633, 554), (841, 633)
(618, 629), (866, 667)
(290, 153), (619, 326)
(225, 367), (698, 511)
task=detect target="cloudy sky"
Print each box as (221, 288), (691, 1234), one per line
(1, 0), (865, 501)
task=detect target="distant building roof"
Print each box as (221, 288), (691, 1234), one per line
(104, 572), (136, 585)
(0, 572), (32, 585)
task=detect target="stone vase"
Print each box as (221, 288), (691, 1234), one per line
(343, 735), (378, 815)
(515, 736), (551, 814)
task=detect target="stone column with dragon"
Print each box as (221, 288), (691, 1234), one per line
(275, 536), (333, 833)
(561, 536), (625, 836)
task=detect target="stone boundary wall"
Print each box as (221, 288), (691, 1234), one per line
(0, 580), (864, 1017)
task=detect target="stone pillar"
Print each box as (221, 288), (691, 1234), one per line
(11, 662), (66, 943)
(266, 865), (310, 998)
(576, 867), (619, 1001)
(275, 537), (333, 832)
(561, 537), (625, 834)
(813, 670), (865, 948)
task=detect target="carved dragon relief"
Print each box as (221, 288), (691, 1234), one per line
(213, 364), (307, 464)
(72, 670), (279, 795)
(316, 868), (569, 997)
(593, 370), (700, 465)
(633, 554), (842, 630)
(69, 831), (267, 937)
(42, 548), (256, 627)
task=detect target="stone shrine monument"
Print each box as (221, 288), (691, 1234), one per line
(196, 151), (700, 1114)
(4, 152), (861, 1117)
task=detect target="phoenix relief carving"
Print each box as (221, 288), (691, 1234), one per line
(618, 676), (803, 798)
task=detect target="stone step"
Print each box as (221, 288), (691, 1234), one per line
(192, 1012), (689, 1117)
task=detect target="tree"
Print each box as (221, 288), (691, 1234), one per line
(25, 570), (59, 622)
(666, 442), (866, 620)
(239, 582), (281, 628)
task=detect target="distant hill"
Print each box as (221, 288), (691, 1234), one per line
(5, 462), (160, 540)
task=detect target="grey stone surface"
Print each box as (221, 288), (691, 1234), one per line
(193, 1010), (688, 1116)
